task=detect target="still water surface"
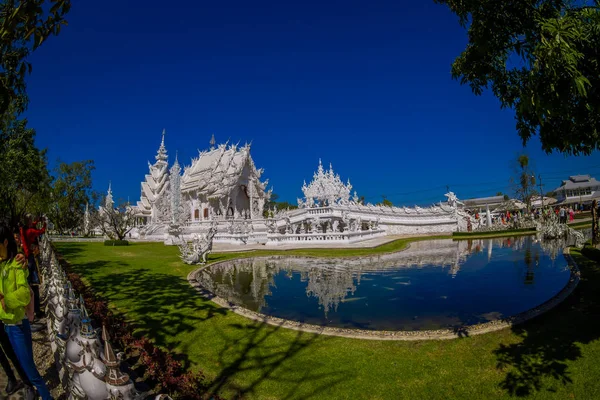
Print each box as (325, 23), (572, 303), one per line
(197, 236), (571, 330)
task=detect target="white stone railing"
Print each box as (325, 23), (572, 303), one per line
(307, 207), (334, 215)
(283, 206), (457, 224)
(266, 229), (386, 245)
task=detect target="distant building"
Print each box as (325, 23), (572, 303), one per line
(463, 195), (506, 211)
(554, 175), (600, 207)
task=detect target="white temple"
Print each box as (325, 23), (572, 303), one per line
(129, 131), (477, 245)
(131, 132), (271, 242)
(180, 137), (270, 222)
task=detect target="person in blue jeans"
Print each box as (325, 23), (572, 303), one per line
(0, 225), (52, 400)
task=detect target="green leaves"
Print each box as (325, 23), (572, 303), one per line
(0, 117), (51, 225)
(0, 1), (72, 224)
(0, 0), (72, 120)
(436, 0), (600, 155)
(47, 160), (96, 234)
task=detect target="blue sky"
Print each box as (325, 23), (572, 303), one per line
(24, 0), (600, 206)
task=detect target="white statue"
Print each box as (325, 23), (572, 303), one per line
(355, 216), (362, 232)
(178, 223), (218, 264)
(445, 192), (464, 208)
(265, 219), (277, 233)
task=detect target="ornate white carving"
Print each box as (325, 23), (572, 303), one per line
(539, 213), (585, 247)
(300, 160), (353, 207)
(136, 131), (170, 222)
(178, 223), (218, 264)
(83, 203), (90, 236)
(444, 192), (464, 208)
(38, 236), (174, 400)
(170, 154), (181, 225)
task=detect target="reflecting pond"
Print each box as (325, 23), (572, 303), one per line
(197, 236), (576, 331)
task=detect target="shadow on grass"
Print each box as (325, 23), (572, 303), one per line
(209, 320), (352, 399)
(57, 243), (352, 398)
(494, 249), (600, 396)
(52, 242), (87, 260)
(61, 254), (227, 370)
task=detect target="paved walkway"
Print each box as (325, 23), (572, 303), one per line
(0, 370), (25, 399)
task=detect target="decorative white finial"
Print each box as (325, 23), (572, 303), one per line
(106, 181), (114, 209)
(210, 133), (216, 150)
(155, 129), (168, 163)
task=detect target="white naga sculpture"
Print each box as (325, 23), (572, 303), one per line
(178, 223), (218, 264)
(36, 236), (173, 400)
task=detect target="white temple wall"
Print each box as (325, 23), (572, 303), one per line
(382, 223), (456, 235)
(186, 195), (213, 222)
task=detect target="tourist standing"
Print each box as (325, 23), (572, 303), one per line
(569, 208), (575, 222)
(559, 207), (566, 224)
(19, 215), (46, 319)
(0, 225), (53, 400)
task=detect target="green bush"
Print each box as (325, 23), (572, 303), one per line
(103, 240), (129, 246)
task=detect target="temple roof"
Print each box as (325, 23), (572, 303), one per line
(555, 175), (600, 191)
(463, 195), (505, 207)
(181, 142), (267, 198)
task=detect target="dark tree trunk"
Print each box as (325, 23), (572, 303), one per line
(593, 200), (599, 246)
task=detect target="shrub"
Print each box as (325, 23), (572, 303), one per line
(103, 240), (129, 246)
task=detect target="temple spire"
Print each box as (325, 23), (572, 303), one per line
(105, 181), (114, 209)
(210, 133), (216, 150)
(155, 129), (168, 163)
(170, 151), (182, 225)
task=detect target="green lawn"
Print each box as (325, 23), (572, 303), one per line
(54, 240), (600, 400)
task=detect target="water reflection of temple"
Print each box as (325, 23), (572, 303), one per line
(198, 260), (278, 311)
(196, 235), (575, 316)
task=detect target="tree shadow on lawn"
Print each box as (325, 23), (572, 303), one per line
(494, 252), (600, 396)
(209, 320), (353, 400)
(73, 262), (226, 370)
(52, 242), (87, 260)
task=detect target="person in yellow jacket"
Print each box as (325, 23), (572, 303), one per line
(0, 225), (52, 400)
